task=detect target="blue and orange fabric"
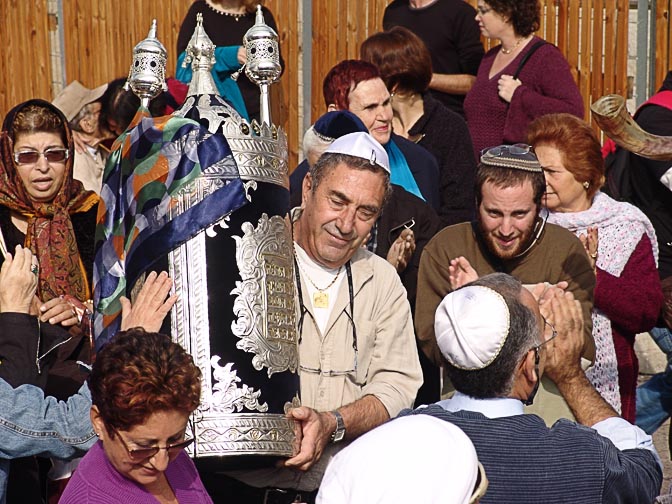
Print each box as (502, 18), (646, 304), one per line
(93, 108), (247, 349)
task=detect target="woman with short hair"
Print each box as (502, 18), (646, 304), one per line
(528, 112), (663, 422)
(60, 329), (211, 503)
(361, 26), (476, 227)
(464, 0), (583, 158)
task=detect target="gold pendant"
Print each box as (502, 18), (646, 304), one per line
(313, 291), (329, 308)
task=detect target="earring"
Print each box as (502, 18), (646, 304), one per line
(582, 181), (590, 189)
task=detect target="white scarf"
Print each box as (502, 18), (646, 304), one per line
(547, 191), (659, 414)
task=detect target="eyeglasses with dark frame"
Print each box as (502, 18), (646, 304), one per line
(13, 148), (69, 165)
(111, 426), (194, 462)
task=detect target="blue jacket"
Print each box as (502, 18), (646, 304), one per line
(0, 380), (95, 504)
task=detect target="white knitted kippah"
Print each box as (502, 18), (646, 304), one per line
(434, 285), (511, 370)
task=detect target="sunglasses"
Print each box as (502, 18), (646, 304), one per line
(111, 427), (194, 462)
(480, 143), (532, 158)
(13, 148), (69, 165)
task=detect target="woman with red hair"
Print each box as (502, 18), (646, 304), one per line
(60, 328), (210, 503)
(528, 113), (663, 422)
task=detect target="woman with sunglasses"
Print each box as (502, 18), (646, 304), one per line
(0, 100), (98, 389)
(528, 113), (663, 423)
(464, 0), (583, 159)
(0, 100), (100, 500)
(60, 328), (211, 503)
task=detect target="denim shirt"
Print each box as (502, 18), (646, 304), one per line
(0, 380), (96, 504)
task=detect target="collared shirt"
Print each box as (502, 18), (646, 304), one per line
(297, 246), (422, 417)
(434, 391), (662, 470)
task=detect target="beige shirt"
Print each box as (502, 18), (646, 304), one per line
(73, 147), (106, 194)
(297, 246), (422, 417)
(229, 246), (423, 491)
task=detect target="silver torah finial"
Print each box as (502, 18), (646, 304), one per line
(124, 19), (168, 108)
(182, 13), (219, 97)
(241, 5), (282, 125)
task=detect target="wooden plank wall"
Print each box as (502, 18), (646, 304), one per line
(0, 0), (670, 163)
(0, 0), (53, 124)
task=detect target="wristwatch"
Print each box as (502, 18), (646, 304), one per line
(329, 410), (346, 443)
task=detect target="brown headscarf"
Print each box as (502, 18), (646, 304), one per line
(0, 99), (99, 302)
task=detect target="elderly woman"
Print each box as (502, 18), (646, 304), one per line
(0, 100), (100, 500)
(0, 100), (98, 394)
(528, 113), (663, 422)
(464, 0), (583, 158)
(361, 26), (476, 228)
(59, 329), (211, 503)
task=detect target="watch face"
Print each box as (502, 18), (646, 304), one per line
(332, 429), (345, 443)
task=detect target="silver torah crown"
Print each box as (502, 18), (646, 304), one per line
(177, 7), (288, 188)
(124, 19), (168, 108)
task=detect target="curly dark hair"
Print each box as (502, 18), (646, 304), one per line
(486, 0), (540, 37)
(89, 329), (201, 432)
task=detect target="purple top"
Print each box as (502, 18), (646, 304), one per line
(59, 441), (213, 503)
(464, 36), (584, 158)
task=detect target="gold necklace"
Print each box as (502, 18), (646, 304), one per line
(500, 37), (526, 55)
(294, 251), (342, 308)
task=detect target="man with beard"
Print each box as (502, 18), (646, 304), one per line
(416, 144), (595, 422)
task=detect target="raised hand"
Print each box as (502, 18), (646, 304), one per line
(0, 245), (38, 314)
(448, 256), (478, 290)
(120, 271), (178, 332)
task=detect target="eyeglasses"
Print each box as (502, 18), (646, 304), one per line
(111, 427), (194, 462)
(476, 5), (492, 15)
(481, 143), (532, 159)
(13, 148), (69, 165)
(536, 316), (558, 349)
(469, 462), (489, 503)
(297, 303), (358, 377)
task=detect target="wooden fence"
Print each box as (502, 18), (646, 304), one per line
(0, 0), (670, 167)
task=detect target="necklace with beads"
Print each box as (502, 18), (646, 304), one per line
(294, 250), (342, 308)
(205, 1), (248, 21)
(500, 36), (526, 55)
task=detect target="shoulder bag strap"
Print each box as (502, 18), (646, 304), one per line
(512, 40), (548, 80)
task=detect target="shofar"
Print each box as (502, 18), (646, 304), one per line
(591, 94), (672, 161)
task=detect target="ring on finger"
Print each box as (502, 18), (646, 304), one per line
(30, 264), (39, 275)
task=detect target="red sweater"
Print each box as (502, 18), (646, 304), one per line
(595, 234), (663, 422)
(464, 36), (584, 158)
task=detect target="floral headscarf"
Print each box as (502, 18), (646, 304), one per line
(0, 99), (98, 302)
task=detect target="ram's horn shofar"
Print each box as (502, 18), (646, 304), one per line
(591, 94), (672, 161)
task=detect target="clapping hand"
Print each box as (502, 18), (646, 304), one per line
(578, 227), (599, 270)
(448, 256), (478, 290)
(0, 245), (38, 314)
(387, 228), (415, 272)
